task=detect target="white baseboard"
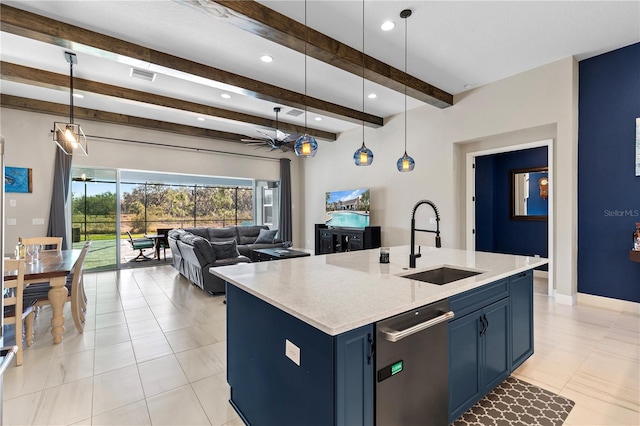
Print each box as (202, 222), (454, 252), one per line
(577, 293), (640, 314)
(554, 292), (577, 305)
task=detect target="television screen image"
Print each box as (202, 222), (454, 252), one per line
(325, 188), (370, 228)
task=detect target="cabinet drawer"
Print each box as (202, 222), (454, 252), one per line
(449, 278), (509, 319)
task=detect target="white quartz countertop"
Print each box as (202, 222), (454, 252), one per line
(211, 246), (548, 336)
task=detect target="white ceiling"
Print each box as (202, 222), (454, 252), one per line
(1, 0), (639, 142)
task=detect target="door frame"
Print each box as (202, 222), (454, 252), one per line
(465, 139), (554, 296)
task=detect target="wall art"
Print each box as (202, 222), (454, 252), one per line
(5, 166), (32, 193)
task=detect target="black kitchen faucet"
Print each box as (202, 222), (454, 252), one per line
(410, 200), (441, 268)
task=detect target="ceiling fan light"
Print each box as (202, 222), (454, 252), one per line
(354, 142), (373, 166)
(294, 134), (318, 158)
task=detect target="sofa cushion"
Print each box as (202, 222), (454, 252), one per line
(183, 228), (209, 239)
(210, 240), (240, 259)
(236, 225), (268, 244)
(255, 228), (278, 244)
(209, 227), (238, 243)
(181, 234), (216, 264)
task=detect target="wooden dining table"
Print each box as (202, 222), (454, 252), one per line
(4, 249), (81, 344)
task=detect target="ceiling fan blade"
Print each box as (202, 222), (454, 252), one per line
(284, 133), (302, 142)
(256, 130), (275, 141)
(275, 129), (288, 141)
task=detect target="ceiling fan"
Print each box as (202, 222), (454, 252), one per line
(241, 107), (300, 152)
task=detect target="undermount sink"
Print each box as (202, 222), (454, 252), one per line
(400, 267), (482, 285)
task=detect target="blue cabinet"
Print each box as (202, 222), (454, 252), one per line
(226, 284), (374, 426)
(510, 270), (534, 370)
(448, 271), (534, 423)
(448, 298), (509, 422)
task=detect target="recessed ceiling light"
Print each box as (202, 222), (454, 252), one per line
(221, 93), (231, 99)
(260, 55), (274, 63)
(381, 21), (395, 31)
(314, 117), (322, 121)
(72, 93), (84, 99)
(368, 93), (377, 99)
(197, 117), (205, 121)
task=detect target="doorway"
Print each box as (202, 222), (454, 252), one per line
(466, 139), (554, 296)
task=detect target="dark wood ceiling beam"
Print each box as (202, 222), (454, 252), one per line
(1, 94), (276, 144)
(213, 0), (453, 108)
(0, 62), (336, 141)
(0, 4), (383, 127)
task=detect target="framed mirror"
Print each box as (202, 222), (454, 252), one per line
(511, 166), (548, 221)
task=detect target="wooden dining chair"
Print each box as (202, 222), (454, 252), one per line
(3, 259), (35, 366)
(21, 236), (63, 252)
(23, 241), (91, 339)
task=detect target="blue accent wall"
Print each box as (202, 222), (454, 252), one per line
(475, 147), (548, 267)
(578, 43), (640, 303)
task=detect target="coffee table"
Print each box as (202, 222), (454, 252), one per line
(252, 248), (311, 262)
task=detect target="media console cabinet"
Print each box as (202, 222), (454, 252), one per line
(314, 224), (381, 255)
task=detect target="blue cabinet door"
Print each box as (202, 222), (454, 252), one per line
(448, 299), (510, 423)
(482, 298), (510, 392)
(448, 312), (482, 422)
(335, 325), (374, 426)
(510, 270), (534, 370)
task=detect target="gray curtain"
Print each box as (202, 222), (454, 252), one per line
(47, 149), (72, 249)
(279, 158), (292, 243)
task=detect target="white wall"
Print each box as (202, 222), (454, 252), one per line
(301, 57), (579, 301)
(1, 108), (303, 253)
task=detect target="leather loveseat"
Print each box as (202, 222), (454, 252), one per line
(168, 225), (282, 294)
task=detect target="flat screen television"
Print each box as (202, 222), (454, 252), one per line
(325, 188), (370, 228)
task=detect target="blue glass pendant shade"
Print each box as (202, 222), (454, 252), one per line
(353, 142), (373, 166)
(294, 134), (318, 158)
(396, 151), (415, 172)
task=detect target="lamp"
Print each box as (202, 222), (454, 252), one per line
(396, 9), (414, 172)
(294, 1), (318, 158)
(353, 0), (373, 166)
(53, 52), (87, 156)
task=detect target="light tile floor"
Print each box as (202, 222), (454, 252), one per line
(3, 268), (638, 425)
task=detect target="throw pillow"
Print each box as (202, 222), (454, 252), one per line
(254, 229), (278, 244)
(210, 240), (240, 259)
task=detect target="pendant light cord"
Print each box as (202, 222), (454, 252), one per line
(404, 10), (408, 154)
(362, 0), (365, 143)
(304, 0), (308, 133)
(70, 61), (74, 125)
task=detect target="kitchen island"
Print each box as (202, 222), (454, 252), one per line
(212, 246), (548, 426)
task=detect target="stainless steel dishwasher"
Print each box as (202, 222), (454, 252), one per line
(376, 299), (454, 426)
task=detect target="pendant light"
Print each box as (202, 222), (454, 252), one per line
(396, 9), (414, 172)
(353, 0), (373, 166)
(294, 0), (319, 158)
(53, 51), (88, 156)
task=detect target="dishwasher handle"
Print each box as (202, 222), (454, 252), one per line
(381, 311), (455, 342)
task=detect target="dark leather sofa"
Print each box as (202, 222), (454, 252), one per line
(168, 225), (282, 294)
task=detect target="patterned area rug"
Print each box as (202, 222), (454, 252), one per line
(453, 376), (575, 426)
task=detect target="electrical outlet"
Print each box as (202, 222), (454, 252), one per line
(33, 218), (45, 225)
(534, 254), (540, 258)
(285, 339), (300, 366)
(6, 219), (16, 226)
(9, 199), (16, 207)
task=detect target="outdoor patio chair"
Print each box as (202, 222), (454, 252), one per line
(126, 231), (155, 261)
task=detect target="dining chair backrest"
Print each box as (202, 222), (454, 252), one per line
(3, 258), (33, 366)
(69, 241), (91, 333)
(21, 236), (63, 252)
